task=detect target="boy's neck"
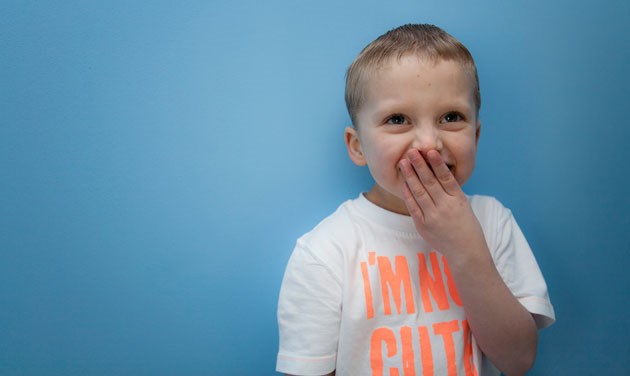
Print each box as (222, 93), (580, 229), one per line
(365, 185), (410, 216)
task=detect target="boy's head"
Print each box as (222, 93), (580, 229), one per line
(345, 24), (480, 128)
(343, 24), (482, 214)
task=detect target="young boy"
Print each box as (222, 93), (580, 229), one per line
(277, 24), (555, 376)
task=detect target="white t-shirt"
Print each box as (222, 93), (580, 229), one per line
(277, 194), (555, 376)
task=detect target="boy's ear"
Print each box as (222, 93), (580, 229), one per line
(475, 120), (481, 146)
(344, 126), (367, 166)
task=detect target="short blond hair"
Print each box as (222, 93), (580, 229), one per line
(345, 24), (481, 127)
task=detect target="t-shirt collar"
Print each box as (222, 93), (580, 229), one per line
(351, 193), (420, 235)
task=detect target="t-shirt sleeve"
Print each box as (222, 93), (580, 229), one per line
(276, 241), (342, 375)
(488, 200), (556, 329)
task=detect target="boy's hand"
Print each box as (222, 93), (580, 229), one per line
(398, 149), (485, 260)
(399, 148), (539, 374)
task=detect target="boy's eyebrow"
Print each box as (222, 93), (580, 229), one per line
(438, 99), (475, 113)
(370, 98), (475, 116)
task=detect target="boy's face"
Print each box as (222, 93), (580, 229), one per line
(345, 55), (480, 215)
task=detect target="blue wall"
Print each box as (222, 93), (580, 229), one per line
(2, 0), (629, 374)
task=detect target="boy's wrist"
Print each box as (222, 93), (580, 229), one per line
(441, 235), (493, 275)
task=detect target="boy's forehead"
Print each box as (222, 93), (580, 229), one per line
(366, 55), (475, 91)
(373, 54), (467, 76)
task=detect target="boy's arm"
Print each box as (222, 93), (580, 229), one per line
(399, 149), (538, 376)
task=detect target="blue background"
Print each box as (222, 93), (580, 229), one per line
(2, 0), (629, 374)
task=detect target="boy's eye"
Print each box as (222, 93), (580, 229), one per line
(441, 112), (463, 123)
(386, 114), (407, 125)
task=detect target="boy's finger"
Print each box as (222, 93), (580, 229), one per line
(401, 179), (425, 223)
(426, 150), (461, 195)
(406, 149), (445, 201)
(399, 158), (435, 209)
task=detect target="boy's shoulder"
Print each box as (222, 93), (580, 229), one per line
(468, 194), (523, 254)
(468, 195), (506, 214)
(298, 196), (361, 247)
(291, 195), (375, 271)
(468, 194), (512, 222)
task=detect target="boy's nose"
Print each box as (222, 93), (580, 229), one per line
(411, 126), (442, 153)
